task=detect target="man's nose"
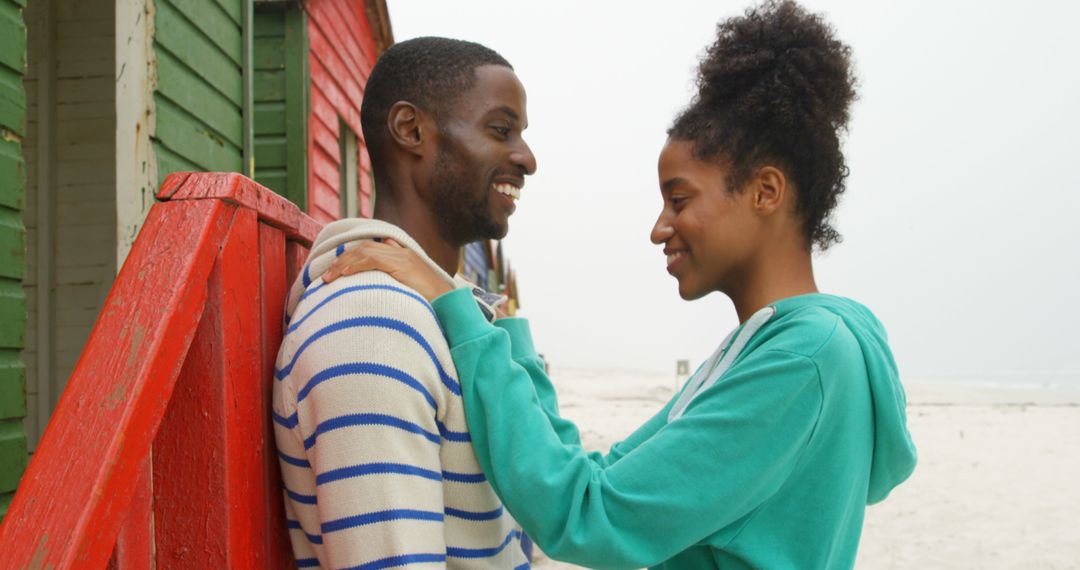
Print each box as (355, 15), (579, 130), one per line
(512, 139), (537, 176)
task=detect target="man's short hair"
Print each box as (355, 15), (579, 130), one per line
(360, 36), (512, 161)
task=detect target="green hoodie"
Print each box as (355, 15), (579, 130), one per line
(432, 290), (917, 569)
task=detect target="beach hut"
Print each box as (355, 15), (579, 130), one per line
(0, 0), (392, 519)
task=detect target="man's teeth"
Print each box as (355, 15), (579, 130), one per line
(494, 183), (521, 200)
(667, 252), (683, 265)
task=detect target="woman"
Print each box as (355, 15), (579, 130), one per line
(326, 1), (916, 567)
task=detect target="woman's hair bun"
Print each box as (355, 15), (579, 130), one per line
(696, 0), (857, 132)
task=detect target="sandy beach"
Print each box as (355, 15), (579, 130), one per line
(528, 368), (1080, 569)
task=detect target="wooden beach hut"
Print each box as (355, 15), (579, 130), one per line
(0, 0), (392, 522)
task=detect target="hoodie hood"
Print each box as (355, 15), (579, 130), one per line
(783, 294), (918, 504)
(285, 218), (458, 319)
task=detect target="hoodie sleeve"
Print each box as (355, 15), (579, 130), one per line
(493, 317), (586, 448)
(433, 288), (823, 569)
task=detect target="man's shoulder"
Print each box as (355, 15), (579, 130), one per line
(290, 270), (439, 330)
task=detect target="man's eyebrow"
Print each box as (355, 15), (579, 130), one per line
(492, 106), (520, 122)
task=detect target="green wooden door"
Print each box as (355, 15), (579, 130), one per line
(253, 3), (308, 210)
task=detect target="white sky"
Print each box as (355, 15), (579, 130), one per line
(389, 1), (1080, 384)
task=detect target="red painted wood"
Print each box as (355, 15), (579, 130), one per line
(154, 207), (266, 569)
(259, 224), (298, 570)
(310, 177), (341, 222)
(0, 173), (321, 569)
(312, 145), (341, 190)
(306, 0), (379, 222)
(308, 24), (363, 120)
(311, 113), (341, 165)
(309, 0), (369, 87)
(0, 199), (236, 568)
(157, 172), (318, 244)
(108, 455), (154, 569)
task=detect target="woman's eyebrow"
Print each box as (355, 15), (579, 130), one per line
(661, 177), (689, 193)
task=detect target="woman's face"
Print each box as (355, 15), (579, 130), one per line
(650, 138), (761, 300)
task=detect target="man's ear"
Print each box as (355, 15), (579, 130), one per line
(752, 166), (787, 216)
(387, 101), (431, 157)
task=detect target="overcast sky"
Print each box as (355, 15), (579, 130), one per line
(389, 1), (1080, 384)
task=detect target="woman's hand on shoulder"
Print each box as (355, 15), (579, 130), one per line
(323, 239), (453, 301)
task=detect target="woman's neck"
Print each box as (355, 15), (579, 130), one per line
(728, 246), (818, 323)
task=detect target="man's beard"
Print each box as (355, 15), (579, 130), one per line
(429, 148), (506, 247)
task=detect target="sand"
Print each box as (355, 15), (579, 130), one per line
(526, 368), (1080, 569)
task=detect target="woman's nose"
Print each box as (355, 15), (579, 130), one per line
(651, 211), (673, 245)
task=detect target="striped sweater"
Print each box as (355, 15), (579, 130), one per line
(273, 219), (529, 570)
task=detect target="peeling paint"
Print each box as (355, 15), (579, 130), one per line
(27, 534), (47, 570)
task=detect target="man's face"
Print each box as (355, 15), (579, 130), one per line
(428, 65), (537, 246)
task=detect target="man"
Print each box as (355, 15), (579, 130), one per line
(272, 37), (536, 569)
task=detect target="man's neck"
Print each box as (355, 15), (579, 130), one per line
(372, 185), (460, 276)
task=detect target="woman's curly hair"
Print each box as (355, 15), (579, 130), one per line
(670, 0), (857, 250)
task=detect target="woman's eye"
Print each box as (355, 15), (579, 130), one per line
(670, 196), (687, 208)
(491, 125), (510, 137)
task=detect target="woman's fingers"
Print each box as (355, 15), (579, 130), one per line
(324, 241), (392, 282)
(318, 239), (451, 301)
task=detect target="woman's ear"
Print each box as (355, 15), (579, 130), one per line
(387, 101), (429, 157)
(752, 166), (787, 216)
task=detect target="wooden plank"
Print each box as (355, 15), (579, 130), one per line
(254, 170), (286, 196)
(308, 51), (360, 135)
(254, 36), (284, 70)
(255, 136), (285, 168)
(108, 455), (153, 569)
(154, 97), (243, 173)
(0, 139), (24, 209)
(258, 223), (299, 569)
(310, 112), (339, 165)
(308, 83), (338, 145)
(253, 8), (283, 38)
(0, 198), (237, 569)
(254, 68), (285, 102)
(0, 66), (27, 135)
(157, 0), (241, 66)
(0, 1), (26, 74)
(307, 21), (363, 109)
(55, 15), (111, 39)
(0, 420), (27, 492)
(154, 206), (264, 568)
(155, 0), (243, 106)
(254, 101), (284, 135)
(308, 175), (339, 224)
(55, 77), (112, 104)
(0, 280), (25, 347)
(0, 350), (25, 420)
(155, 48), (243, 148)
(306, 0), (367, 83)
(215, 0), (242, 27)
(0, 209), (24, 281)
(154, 143), (200, 187)
(158, 172), (318, 244)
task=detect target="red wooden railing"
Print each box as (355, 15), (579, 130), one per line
(0, 173), (322, 568)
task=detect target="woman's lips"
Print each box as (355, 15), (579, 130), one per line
(666, 250), (686, 273)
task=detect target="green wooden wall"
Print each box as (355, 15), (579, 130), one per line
(253, 5), (307, 210)
(152, 0), (246, 186)
(0, 0), (27, 522)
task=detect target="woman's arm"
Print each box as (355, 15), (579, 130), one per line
(434, 288), (824, 569)
(493, 316), (678, 467)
